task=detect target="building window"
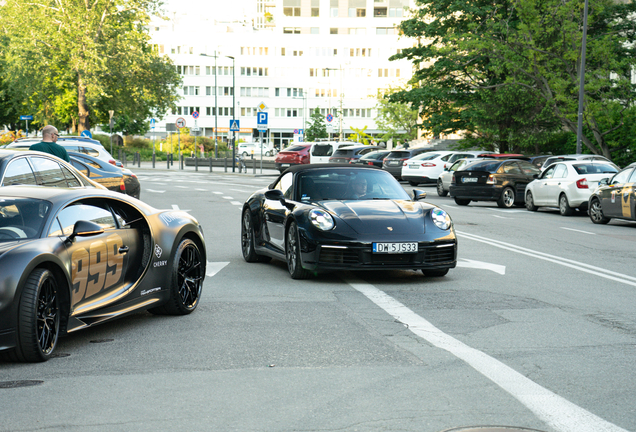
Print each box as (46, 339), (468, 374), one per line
(330, 8), (338, 17)
(374, 7), (387, 17)
(330, 28), (338, 34)
(389, 7), (403, 17)
(310, 27), (319, 34)
(283, 27), (301, 34)
(349, 8), (365, 17)
(284, 7), (300, 16)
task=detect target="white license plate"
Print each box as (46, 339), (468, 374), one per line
(462, 177), (478, 183)
(373, 242), (418, 253)
(280, 164), (290, 167)
(409, 164), (419, 169)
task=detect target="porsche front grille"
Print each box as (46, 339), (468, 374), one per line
(318, 243), (455, 266)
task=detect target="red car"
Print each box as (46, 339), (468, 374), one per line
(275, 143), (312, 173)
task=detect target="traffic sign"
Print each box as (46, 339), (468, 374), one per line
(192, 111), (199, 119)
(81, 130), (93, 138)
(176, 117), (186, 128)
(326, 114), (333, 122)
(150, 118), (156, 129)
(257, 112), (268, 127)
(191, 127), (200, 131)
(230, 120), (240, 131)
(20, 115), (34, 120)
(257, 101), (268, 111)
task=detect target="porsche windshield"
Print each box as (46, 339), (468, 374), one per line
(298, 169), (411, 201)
(0, 198), (52, 241)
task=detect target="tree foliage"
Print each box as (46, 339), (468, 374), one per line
(0, 0), (181, 134)
(374, 87), (420, 143)
(305, 108), (328, 142)
(391, 0), (636, 158)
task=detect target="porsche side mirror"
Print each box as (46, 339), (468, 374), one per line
(67, 220), (104, 242)
(413, 189), (427, 201)
(599, 178), (609, 186)
(265, 189), (286, 203)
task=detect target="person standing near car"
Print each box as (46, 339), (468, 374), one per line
(29, 125), (70, 162)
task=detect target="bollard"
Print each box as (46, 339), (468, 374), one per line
(152, 153), (156, 169)
(167, 154), (170, 169)
(195, 156), (198, 171)
(137, 152), (140, 168)
(252, 158), (256, 174)
(224, 157), (227, 172)
(209, 157), (213, 172)
(170, 153), (174, 166)
(180, 154), (184, 170)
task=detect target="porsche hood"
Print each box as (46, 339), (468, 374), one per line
(320, 200), (428, 234)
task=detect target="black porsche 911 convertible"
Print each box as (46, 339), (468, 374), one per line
(0, 186), (206, 362)
(241, 164), (457, 279)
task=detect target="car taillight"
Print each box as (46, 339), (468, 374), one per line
(131, 173), (137, 178)
(576, 178), (589, 189)
(109, 159), (117, 166)
(486, 174), (496, 184)
(420, 163), (436, 167)
(368, 162), (374, 166)
(119, 177), (126, 192)
(451, 174), (456, 185)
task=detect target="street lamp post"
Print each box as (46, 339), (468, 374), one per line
(200, 52), (219, 158)
(576, 0), (589, 154)
(108, 110), (114, 155)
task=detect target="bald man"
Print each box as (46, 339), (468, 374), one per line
(29, 125), (70, 162)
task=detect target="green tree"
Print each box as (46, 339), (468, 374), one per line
(392, 0), (636, 158)
(0, 0), (181, 134)
(375, 87), (420, 143)
(305, 108), (328, 142)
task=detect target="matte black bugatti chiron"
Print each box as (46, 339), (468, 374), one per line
(0, 186), (206, 362)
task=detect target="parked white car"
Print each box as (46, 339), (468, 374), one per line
(402, 151), (482, 186)
(539, 154), (614, 171)
(308, 140), (357, 164)
(238, 142), (276, 157)
(525, 160), (619, 215)
(6, 138), (122, 167)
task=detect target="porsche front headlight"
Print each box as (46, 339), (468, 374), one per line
(309, 209), (335, 231)
(431, 208), (452, 230)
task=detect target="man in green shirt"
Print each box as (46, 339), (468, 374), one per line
(29, 125), (70, 163)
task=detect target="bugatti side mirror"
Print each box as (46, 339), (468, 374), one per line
(66, 220), (104, 242)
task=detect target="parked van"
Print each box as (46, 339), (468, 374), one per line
(309, 140), (358, 164)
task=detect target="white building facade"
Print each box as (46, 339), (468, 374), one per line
(150, 0), (415, 149)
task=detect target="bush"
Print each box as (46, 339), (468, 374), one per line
(92, 134), (111, 148)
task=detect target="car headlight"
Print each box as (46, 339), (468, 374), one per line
(309, 209), (335, 231)
(431, 208), (452, 230)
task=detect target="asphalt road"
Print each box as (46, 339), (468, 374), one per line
(1, 168), (635, 432)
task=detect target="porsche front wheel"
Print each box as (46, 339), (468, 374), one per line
(151, 239), (204, 315)
(286, 222), (312, 280)
(423, 268), (449, 277)
(242, 210), (272, 263)
(15, 269), (60, 362)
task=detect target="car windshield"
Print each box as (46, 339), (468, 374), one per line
(298, 169), (411, 201)
(572, 163), (618, 175)
(410, 153), (439, 161)
(312, 144), (334, 156)
(387, 151), (411, 158)
(332, 149), (355, 157)
(0, 198), (52, 241)
(361, 151), (388, 160)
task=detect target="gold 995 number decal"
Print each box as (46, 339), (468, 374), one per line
(71, 233), (124, 305)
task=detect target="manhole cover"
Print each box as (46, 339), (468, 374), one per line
(0, 380), (44, 389)
(89, 339), (114, 344)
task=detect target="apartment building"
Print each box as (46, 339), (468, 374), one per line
(150, 0), (415, 149)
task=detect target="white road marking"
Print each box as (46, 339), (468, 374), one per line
(230, 188), (254, 193)
(561, 227), (595, 235)
(145, 189), (165, 193)
(195, 188), (208, 191)
(175, 185), (189, 189)
(492, 215), (508, 219)
(206, 261), (229, 277)
(457, 258), (506, 275)
(222, 196), (234, 200)
(486, 208), (527, 213)
(213, 192), (223, 195)
(171, 205), (180, 210)
(457, 230), (636, 287)
(231, 201), (243, 206)
(345, 277), (629, 432)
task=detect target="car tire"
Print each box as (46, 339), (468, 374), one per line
(422, 268), (449, 277)
(436, 179), (448, 197)
(525, 191), (538, 211)
(149, 238), (204, 315)
(454, 198), (471, 206)
(497, 187), (515, 208)
(408, 181), (419, 186)
(265, 151), (272, 157)
(559, 194), (574, 216)
(286, 221), (312, 280)
(241, 152), (248, 157)
(589, 198), (610, 224)
(241, 210), (271, 263)
(14, 269), (60, 362)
